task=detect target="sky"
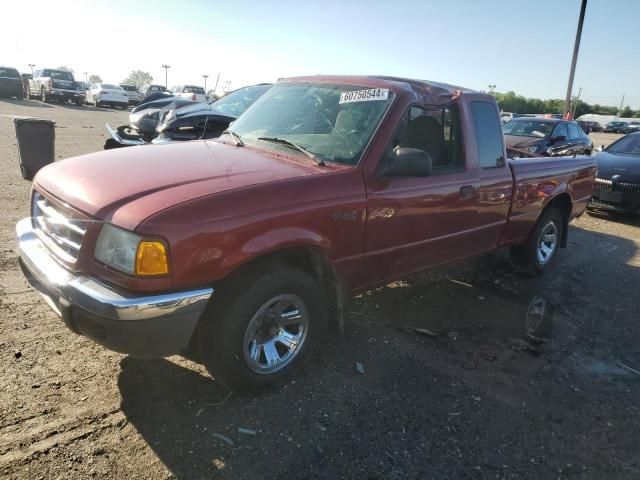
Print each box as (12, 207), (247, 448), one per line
(2, 0), (639, 108)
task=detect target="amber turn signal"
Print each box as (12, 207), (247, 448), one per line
(135, 241), (169, 276)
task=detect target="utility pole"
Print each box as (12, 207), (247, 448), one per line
(571, 86), (582, 118)
(618, 93), (625, 118)
(83, 71), (88, 82)
(213, 73), (221, 93)
(563, 0), (588, 119)
(28, 63), (35, 75)
(161, 65), (171, 88)
(202, 74), (209, 91)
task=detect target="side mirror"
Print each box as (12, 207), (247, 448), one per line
(386, 147), (432, 177)
(595, 144), (604, 152)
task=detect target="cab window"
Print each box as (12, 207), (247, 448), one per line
(393, 103), (465, 174)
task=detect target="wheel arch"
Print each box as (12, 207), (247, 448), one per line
(216, 243), (345, 333)
(542, 192), (572, 247)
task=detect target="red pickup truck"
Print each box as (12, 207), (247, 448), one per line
(17, 76), (596, 390)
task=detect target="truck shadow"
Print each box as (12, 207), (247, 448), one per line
(585, 209), (640, 227)
(116, 224), (639, 479)
(0, 98), (53, 108)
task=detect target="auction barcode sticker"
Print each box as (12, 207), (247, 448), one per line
(339, 88), (389, 104)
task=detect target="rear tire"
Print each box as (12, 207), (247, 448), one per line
(197, 266), (324, 391)
(510, 207), (564, 276)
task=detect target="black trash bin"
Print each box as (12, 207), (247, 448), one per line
(14, 117), (56, 181)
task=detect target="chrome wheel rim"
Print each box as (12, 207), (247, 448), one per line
(243, 294), (309, 374)
(536, 221), (558, 265)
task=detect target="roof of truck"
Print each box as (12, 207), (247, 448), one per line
(282, 75), (478, 106)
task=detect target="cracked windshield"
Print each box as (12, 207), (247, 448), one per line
(1, 0), (639, 479)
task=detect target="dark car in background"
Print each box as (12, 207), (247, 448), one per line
(622, 121), (640, 134)
(154, 83), (272, 143)
(504, 117), (593, 157)
(142, 84), (168, 98)
(591, 132), (640, 213)
(105, 83), (271, 148)
(603, 121), (629, 133)
(578, 120), (602, 133)
(0, 66), (24, 99)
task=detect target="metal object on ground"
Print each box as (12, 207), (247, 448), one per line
(14, 117), (55, 181)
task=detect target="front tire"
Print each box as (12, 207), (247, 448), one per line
(197, 266), (324, 391)
(511, 207), (564, 276)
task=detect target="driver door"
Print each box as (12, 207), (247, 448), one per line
(364, 104), (479, 283)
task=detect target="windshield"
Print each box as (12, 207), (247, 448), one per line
(606, 134), (640, 156)
(229, 82), (394, 166)
(503, 120), (555, 138)
(210, 85), (271, 117)
(44, 70), (73, 81)
(0, 68), (20, 78)
(184, 86), (205, 94)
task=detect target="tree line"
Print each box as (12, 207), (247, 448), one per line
(493, 91), (640, 118)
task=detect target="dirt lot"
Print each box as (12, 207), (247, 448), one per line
(1, 99), (639, 479)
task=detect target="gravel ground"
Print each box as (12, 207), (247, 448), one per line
(1, 99), (639, 479)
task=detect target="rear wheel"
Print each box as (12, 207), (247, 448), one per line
(511, 207), (564, 276)
(197, 266), (324, 391)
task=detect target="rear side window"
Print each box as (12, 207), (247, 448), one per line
(471, 101), (505, 168)
(553, 123), (568, 139)
(568, 123), (581, 139)
(184, 86), (205, 94)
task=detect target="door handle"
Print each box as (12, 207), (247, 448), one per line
(459, 185), (475, 200)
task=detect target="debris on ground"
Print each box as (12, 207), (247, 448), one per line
(403, 327), (438, 337)
(210, 433), (234, 446)
(355, 362), (365, 374)
(237, 427), (257, 436)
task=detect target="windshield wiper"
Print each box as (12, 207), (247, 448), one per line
(222, 129), (244, 147)
(258, 137), (325, 166)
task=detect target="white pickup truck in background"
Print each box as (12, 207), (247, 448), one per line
(28, 68), (85, 106)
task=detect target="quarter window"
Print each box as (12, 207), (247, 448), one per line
(567, 123), (581, 139)
(553, 123), (568, 139)
(470, 101), (505, 168)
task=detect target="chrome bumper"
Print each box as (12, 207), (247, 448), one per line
(16, 217), (213, 357)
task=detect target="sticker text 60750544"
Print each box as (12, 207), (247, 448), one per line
(339, 88), (389, 104)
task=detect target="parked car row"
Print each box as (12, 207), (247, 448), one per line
(0, 64), (213, 109)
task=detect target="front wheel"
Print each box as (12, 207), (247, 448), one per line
(197, 266), (324, 391)
(511, 207), (564, 276)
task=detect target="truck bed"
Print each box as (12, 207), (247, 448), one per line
(500, 155), (597, 246)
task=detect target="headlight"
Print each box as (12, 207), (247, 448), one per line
(94, 224), (169, 276)
(524, 146), (539, 154)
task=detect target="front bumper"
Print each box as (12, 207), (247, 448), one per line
(16, 218), (213, 357)
(590, 189), (640, 212)
(50, 88), (84, 100)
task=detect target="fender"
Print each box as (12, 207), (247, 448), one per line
(219, 227), (332, 273)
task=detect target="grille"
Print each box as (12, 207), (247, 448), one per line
(32, 191), (86, 262)
(594, 177), (640, 193)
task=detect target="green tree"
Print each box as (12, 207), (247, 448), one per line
(620, 106), (634, 118)
(122, 70), (153, 90)
(88, 74), (102, 84)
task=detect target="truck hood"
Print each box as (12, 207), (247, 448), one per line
(35, 140), (340, 230)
